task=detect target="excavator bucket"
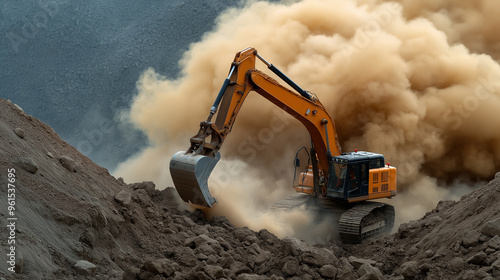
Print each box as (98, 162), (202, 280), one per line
(169, 151), (220, 208)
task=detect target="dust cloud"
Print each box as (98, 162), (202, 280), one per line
(115, 0), (500, 241)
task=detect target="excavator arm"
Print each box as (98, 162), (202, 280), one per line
(170, 47), (341, 207)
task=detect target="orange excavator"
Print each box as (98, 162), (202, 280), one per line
(170, 47), (396, 242)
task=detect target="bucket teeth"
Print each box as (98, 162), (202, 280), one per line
(169, 151), (220, 208)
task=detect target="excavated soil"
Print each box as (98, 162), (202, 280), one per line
(0, 97), (499, 279)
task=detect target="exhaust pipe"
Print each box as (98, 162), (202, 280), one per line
(169, 151), (220, 208)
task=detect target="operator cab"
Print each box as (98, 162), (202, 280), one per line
(327, 151), (385, 201)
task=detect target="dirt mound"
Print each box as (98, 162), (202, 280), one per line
(349, 177), (500, 279)
(1, 97), (499, 280)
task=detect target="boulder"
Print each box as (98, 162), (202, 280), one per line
(234, 227), (255, 242)
(204, 265), (224, 279)
(466, 252), (488, 266)
(348, 256), (377, 269)
(254, 250), (271, 266)
(122, 266), (141, 280)
(282, 237), (314, 256)
(184, 234), (218, 248)
(462, 230), (481, 248)
(174, 248), (198, 267)
(492, 258), (500, 277)
(74, 260), (96, 276)
(398, 220), (422, 238)
(11, 157), (38, 174)
(247, 243), (261, 255)
(229, 262), (252, 277)
(486, 236), (500, 250)
(424, 250), (434, 258)
(114, 190), (132, 207)
(14, 127), (25, 138)
(447, 257), (465, 273)
(401, 261), (419, 278)
(129, 181), (156, 197)
(301, 250), (327, 267)
(357, 263), (384, 280)
(281, 257), (299, 276)
(482, 219), (500, 237)
(132, 189), (153, 207)
(142, 258), (174, 276)
(319, 264), (337, 279)
(59, 156), (77, 172)
(424, 216), (442, 227)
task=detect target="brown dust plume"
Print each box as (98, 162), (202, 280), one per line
(115, 0), (500, 241)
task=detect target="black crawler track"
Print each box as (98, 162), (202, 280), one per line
(269, 194), (395, 243)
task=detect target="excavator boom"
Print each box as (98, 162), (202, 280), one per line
(170, 47), (341, 207)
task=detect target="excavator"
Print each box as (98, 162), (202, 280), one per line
(170, 47), (397, 243)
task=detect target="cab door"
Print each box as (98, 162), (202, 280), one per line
(347, 162), (369, 198)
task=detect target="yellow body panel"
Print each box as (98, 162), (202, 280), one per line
(367, 166), (397, 199)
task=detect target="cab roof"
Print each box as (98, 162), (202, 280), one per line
(334, 151), (384, 163)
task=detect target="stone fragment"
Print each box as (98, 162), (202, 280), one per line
(462, 230), (481, 248)
(234, 227), (255, 242)
(424, 250), (434, 258)
(184, 234), (218, 248)
(357, 263), (384, 280)
(492, 258), (500, 277)
(74, 260), (96, 276)
(129, 181), (156, 197)
(398, 220), (422, 238)
(301, 250), (328, 267)
(114, 190), (132, 207)
(244, 234), (259, 245)
(259, 229), (277, 245)
(407, 246), (419, 256)
(489, 236), (500, 250)
(401, 261), (419, 278)
(59, 156), (77, 172)
(247, 243), (261, 255)
(122, 266), (141, 280)
(254, 250), (271, 266)
(319, 264), (337, 279)
(89, 207), (107, 228)
(482, 218), (500, 237)
(467, 252), (488, 266)
(14, 127), (25, 138)
(138, 271), (153, 280)
(473, 270), (492, 280)
(424, 216), (442, 227)
(174, 248), (198, 267)
(281, 257), (299, 276)
(143, 258), (173, 275)
(132, 189), (153, 207)
(419, 263), (432, 273)
(448, 258), (465, 273)
(229, 262), (252, 276)
(11, 157), (38, 174)
(204, 265), (224, 279)
(485, 248), (497, 255)
(348, 256), (377, 269)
